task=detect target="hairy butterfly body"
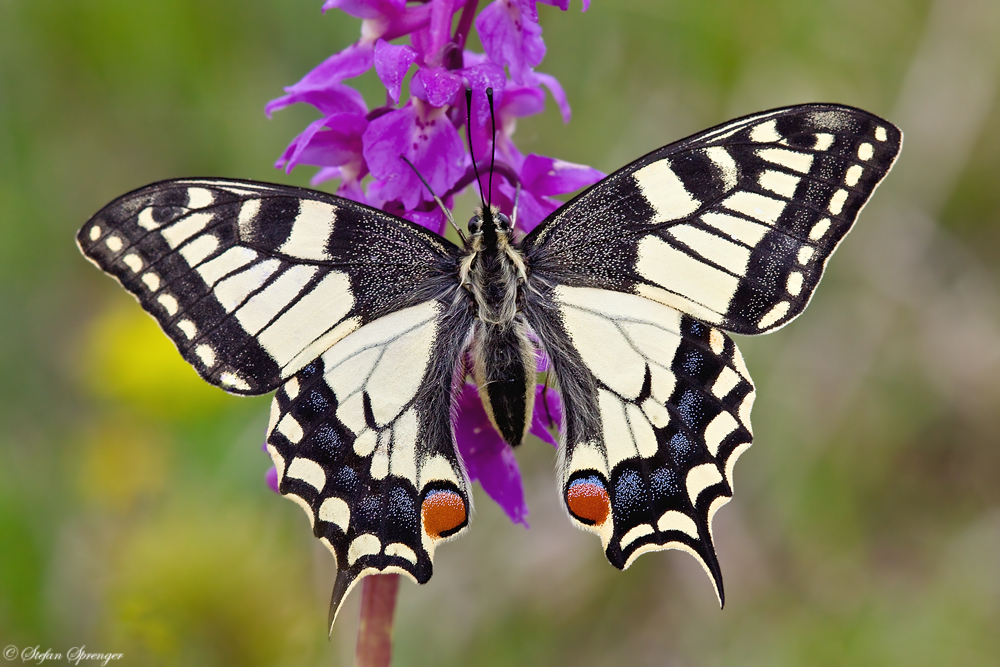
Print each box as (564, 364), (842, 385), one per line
(78, 104), (901, 627)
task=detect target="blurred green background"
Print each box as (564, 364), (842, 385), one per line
(2, 0), (1000, 664)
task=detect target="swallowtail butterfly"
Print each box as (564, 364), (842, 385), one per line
(78, 104), (900, 627)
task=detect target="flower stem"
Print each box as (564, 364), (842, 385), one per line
(354, 574), (400, 667)
(453, 0), (479, 51)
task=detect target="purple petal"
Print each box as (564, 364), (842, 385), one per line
(292, 41), (374, 86)
(515, 0), (539, 22)
(501, 183), (559, 233)
(495, 129), (528, 172)
(410, 67), (464, 108)
(310, 165), (370, 204)
(374, 40), (418, 103)
(457, 52), (509, 131)
(529, 384), (562, 447)
(530, 71), (571, 123)
(265, 466), (280, 494)
(462, 66), (507, 163)
(322, 0), (406, 19)
(534, 344), (551, 372)
(367, 3), (434, 43)
(460, 49), (491, 68)
(463, 62), (507, 125)
(266, 42), (373, 116)
(362, 101), (466, 209)
(538, 0), (590, 9)
(332, 170), (369, 203)
(427, 0), (462, 65)
(274, 112), (371, 201)
(275, 112), (369, 173)
(401, 206), (449, 235)
(266, 81), (368, 118)
(498, 84), (546, 121)
(520, 153), (604, 197)
(310, 166), (343, 186)
(476, 0), (547, 84)
(275, 116), (328, 172)
(454, 383), (530, 526)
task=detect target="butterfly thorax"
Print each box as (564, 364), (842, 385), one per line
(460, 205), (535, 447)
(459, 205), (527, 325)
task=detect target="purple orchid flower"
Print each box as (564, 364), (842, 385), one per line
(476, 0), (546, 85)
(363, 99), (466, 211)
(265, 0), (594, 524)
(499, 150), (605, 233)
(275, 111), (371, 201)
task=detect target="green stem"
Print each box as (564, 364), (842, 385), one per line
(354, 574), (400, 667)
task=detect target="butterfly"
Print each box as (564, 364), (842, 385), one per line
(77, 104), (900, 628)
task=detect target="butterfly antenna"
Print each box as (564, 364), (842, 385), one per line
(400, 155), (467, 244)
(486, 87), (496, 210)
(465, 88), (488, 212)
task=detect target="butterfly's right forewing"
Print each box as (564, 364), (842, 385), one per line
(77, 178), (458, 395)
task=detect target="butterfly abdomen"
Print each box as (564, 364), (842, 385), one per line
(471, 317), (536, 447)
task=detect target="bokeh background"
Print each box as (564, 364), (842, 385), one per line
(2, 0), (1000, 664)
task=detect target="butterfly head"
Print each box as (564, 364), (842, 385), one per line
(468, 205), (512, 248)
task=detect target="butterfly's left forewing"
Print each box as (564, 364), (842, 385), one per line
(77, 178), (457, 395)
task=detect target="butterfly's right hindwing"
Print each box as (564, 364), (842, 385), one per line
(77, 178), (459, 395)
(266, 297), (475, 627)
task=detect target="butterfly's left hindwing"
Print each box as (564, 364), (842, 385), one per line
(525, 285), (754, 603)
(266, 297), (475, 627)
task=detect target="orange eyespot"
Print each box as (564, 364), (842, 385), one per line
(566, 476), (610, 526)
(421, 489), (467, 538)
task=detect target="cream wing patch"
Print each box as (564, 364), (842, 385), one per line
(316, 302), (443, 488)
(633, 159), (701, 222)
(635, 236), (740, 321)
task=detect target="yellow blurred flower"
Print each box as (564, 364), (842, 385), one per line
(76, 415), (170, 511)
(78, 296), (233, 419)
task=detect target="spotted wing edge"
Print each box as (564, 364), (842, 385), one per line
(526, 284), (755, 604)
